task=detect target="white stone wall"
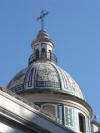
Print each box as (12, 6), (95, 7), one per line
(91, 123), (99, 133)
(0, 89), (75, 133)
(0, 122), (25, 133)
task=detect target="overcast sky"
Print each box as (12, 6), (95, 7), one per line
(0, 0), (100, 121)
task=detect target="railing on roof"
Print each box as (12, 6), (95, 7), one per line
(28, 52), (58, 65)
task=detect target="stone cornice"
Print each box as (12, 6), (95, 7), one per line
(0, 86), (75, 133)
(21, 90), (92, 118)
(0, 106), (50, 133)
(0, 86), (59, 122)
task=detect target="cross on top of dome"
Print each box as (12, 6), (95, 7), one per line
(37, 10), (48, 30)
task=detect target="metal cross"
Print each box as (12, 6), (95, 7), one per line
(37, 10), (48, 30)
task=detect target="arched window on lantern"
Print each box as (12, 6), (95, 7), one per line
(35, 49), (39, 59)
(49, 50), (52, 59)
(41, 48), (46, 58)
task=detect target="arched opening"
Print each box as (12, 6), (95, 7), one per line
(49, 50), (52, 59)
(35, 49), (39, 59)
(41, 48), (46, 58)
(42, 104), (56, 116)
(79, 113), (86, 133)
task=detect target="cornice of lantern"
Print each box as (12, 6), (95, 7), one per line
(31, 29), (55, 48)
(31, 38), (54, 48)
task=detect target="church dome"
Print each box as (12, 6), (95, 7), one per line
(7, 60), (85, 100)
(7, 11), (93, 133)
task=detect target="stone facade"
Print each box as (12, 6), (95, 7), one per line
(0, 87), (75, 133)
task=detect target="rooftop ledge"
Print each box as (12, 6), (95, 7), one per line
(0, 86), (59, 123)
(0, 86), (75, 133)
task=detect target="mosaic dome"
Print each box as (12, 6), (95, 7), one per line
(7, 61), (85, 100)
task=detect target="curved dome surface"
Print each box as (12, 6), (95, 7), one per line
(7, 61), (85, 100)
